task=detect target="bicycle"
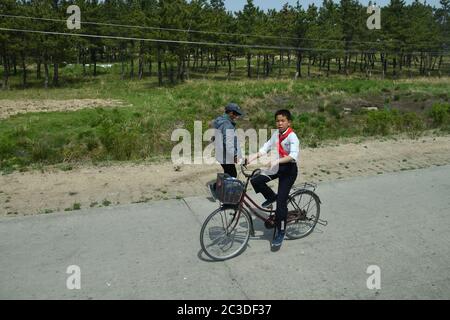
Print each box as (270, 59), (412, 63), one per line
(200, 164), (322, 261)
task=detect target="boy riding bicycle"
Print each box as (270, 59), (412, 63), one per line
(246, 109), (300, 248)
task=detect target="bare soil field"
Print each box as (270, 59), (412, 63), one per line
(0, 99), (126, 119)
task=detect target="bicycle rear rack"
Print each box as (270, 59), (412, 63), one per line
(292, 182), (318, 192)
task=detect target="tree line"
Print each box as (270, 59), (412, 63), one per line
(0, 0), (449, 89)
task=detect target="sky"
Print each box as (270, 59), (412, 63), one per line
(223, 0), (443, 13)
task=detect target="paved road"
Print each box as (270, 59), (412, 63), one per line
(1, 165), (450, 299)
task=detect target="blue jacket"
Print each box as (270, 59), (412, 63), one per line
(213, 114), (241, 164)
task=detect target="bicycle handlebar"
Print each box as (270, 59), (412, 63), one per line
(240, 164), (261, 179)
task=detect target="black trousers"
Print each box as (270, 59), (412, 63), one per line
(250, 162), (298, 231)
(221, 164), (237, 178)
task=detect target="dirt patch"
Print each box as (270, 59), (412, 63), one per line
(396, 76), (450, 84)
(243, 90), (447, 117)
(328, 93), (446, 114)
(1, 134), (449, 216)
(0, 99), (127, 119)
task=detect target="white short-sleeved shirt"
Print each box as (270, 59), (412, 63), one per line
(259, 129), (300, 162)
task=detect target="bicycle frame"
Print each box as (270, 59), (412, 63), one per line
(241, 193), (274, 219)
(221, 172), (275, 236)
(221, 167), (319, 236)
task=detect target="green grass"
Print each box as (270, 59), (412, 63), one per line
(64, 203), (81, 211)
(1, 66), (450, 172)
(428, 103), (450, 127)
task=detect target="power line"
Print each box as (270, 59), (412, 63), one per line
(0, 13), (448, 48)
(1, 27), (448, 56)
(0, 27), (357, 53)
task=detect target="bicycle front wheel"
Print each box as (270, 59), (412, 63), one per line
(200, 206), (251, 261)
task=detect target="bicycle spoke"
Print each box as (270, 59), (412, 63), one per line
(285, 190), (320, 240)
(200, 207), (251, 260)
(295, 194), (315, 211)
(219, 211), (229, 233)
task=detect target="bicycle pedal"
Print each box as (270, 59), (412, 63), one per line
(264, 215), (276, 229)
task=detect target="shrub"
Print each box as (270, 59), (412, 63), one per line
(364, 109), (400, 136)
(31, 139), (53, 162)
(428, 103), (450, 126)
(326, 105), (341, 119)
(97, 117), (143, 160)
(250, 109), (272, 128)
(0, 136), (14, 161)
(399, 112), (424, 139)
(298, 113), (310, 124)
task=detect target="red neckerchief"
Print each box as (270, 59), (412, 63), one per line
(278, 127), (293, 158)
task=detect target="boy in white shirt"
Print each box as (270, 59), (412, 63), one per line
(246, 109), (300, 248)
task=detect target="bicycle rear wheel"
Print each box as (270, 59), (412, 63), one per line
(285, 189), (320, 240)
(200, 206), (251, 261)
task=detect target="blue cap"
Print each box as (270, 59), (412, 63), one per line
(225, 103), (244, 116)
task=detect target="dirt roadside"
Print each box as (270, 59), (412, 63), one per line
(0, 99), (126, 119)
(1, 134), (449, 216)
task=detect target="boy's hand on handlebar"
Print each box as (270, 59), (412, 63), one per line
(246, 154), (258, 165)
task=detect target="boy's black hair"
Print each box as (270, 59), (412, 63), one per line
(275, 109), (293, 121)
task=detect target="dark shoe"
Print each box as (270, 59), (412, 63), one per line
(262, 197), (277, 208)
(272, 230), (285, 247)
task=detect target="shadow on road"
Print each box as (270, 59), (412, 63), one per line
(197, 214), (327, 262)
